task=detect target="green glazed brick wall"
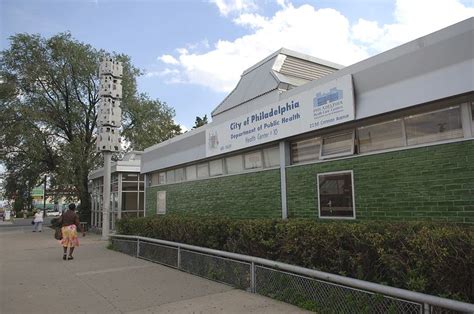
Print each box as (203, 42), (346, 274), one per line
(146, 169), (282, 218)
(286, 140), (474, 223)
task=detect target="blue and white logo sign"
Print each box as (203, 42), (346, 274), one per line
(314, 88), (343, 107)
(206, 74), (354, 157)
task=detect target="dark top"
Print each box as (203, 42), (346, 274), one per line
(60, 210), (80, 227)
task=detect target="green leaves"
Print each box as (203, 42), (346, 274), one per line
(121, 94), (181, 151)
(192, 115), (208, 129)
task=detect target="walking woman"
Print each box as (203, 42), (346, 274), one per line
(58, 203), (85, 260)
(32, 210), (44, 232)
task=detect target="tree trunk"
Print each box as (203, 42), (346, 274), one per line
(78, 170), (91, 223)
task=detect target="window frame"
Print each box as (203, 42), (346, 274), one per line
(225, 154), (244, 174)
(244, 151), (263, 170)
(197, 162), (210, 179)
(319, 131), (355, 159)
(209, 159), (224, 176)
(185, 165), (197, 181)
(357, 119), (405, 153)
(290, 137), (321, 164)
(403, 105), (463, 146)
(166, 169), (175, 184)
(158, 172), (166, 185)
(174, 168), (185, 182)
(263, 146), (280, 168)
(317, 170), (356, 220)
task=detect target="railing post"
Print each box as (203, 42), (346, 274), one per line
(423, 303), (431, 314)
(177, 246), (181, 269)
(136, 238), (140, 258)
(250, 262), (256, 293)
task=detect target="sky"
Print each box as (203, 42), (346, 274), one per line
(1, 0), (473, 132)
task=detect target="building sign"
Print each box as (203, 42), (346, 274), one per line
(206, 74), (354, 157)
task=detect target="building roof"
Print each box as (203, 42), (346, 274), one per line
(211, 48), (343, 117)
(89, 151), (143, 180)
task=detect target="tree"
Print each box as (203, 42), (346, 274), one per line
(122, 93), (181, 151)
(0, 32), (181, 221)
(192, 114), (208, 129)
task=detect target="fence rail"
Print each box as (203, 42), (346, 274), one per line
(110, 234), (474, 314)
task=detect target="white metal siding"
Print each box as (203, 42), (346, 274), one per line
(280, 56), (337, 81)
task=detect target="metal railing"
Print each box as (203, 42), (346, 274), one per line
(110, 235), (474, 314)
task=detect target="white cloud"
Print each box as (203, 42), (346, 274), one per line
(352, 0), (474, 51)
(158, 54), (179, 65)
(153, 0), (473, 93)
(145, 68), (179, 78)
(275, 0), (290, 9)
(351, 19), (384, 43)
(210, 0), (258, 16)
(233, 13), (268, 29)
(156, 4), (367, 92)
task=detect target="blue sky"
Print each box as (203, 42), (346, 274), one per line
(1, 0), (473, 130)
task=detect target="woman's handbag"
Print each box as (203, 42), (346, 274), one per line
(31, 220), (35, 225)
(54, 227), (62, 240)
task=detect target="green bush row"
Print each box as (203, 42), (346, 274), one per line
(116, 215), (474, 302)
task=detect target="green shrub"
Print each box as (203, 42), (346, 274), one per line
(116, 215), (474, 302)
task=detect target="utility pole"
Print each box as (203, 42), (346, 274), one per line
(97, 57), (123, 240)
(43, 175), (47, 218)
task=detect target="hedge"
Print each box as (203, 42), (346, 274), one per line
(116, 215), (474, 303)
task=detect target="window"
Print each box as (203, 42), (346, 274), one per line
(166, 170), (175, 184)
(122, 182), (137, 191)
(197, 162), (209, 178)
(122, 192), (138, 211)
(158, 172), (166, 185)
(226, 155), (243, 174)
(321, 132), (354, 158)
(151, 173), (159, 186)
(112, 181), (118, 192)
(291, 137), (320, 164)
(404, 106), (463, 146)
(122, 173), (138, 181)
(186, 165), (197, 181)
(358, 119), (404, 153)
(209, 159), (223, 176)
(244, 151), (262, 169)
(263, 147), (280, 168)
(175, 168), (185, 182)
(317, 171), (355, 219)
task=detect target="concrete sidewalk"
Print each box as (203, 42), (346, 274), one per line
(0, 227), (310, 314)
